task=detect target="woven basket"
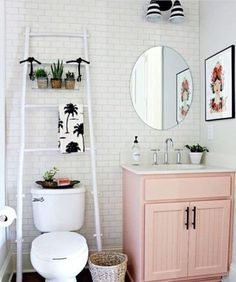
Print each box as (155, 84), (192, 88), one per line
(65, 79), (75, 89)
(89, 252), (128, 282)
(37, 78), (48, 89)
(51, 78), (62, 89)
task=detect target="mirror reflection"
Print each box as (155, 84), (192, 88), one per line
(130, 46), (193, 130)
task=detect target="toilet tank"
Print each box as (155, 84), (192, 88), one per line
(31, 186), (86, 232)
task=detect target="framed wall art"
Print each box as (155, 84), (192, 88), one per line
(176, 68), (193, 123)
(205, 45), (235, 121)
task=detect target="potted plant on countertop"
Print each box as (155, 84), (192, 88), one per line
(65, 71), (75, 89)
(34, 68), (48, 89)
(185, 144), (209, 164)
(50, 60), (64, 89)
(43, 167), (59, 188)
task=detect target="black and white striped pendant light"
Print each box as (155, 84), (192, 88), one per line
(146, 0), (162, 22)
(169, 0), (184, 23)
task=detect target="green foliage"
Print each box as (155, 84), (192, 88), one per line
(35, 68), (48, 79)
(65, 71), (75, 79)
(50, 60), (64, 79)
(43, 167), (59, 182)
(185, 144), (209, 153)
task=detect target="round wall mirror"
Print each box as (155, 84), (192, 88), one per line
(130, 46), (193, 130)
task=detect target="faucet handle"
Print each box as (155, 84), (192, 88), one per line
(151, 149), (160, 165)
(175, 149), (183, 164)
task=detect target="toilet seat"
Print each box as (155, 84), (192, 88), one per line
(31, 231), (88, 262)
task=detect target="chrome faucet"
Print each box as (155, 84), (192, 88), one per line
(164, 138), (174, 164)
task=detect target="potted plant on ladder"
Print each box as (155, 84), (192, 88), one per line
(50, 60), (64, 89)
(34, 68), (48, 89)
(65, 71), (75, 89)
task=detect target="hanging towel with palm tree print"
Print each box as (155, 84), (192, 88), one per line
(58, 103), (85, 153)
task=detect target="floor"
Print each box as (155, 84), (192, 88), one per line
(11, 268), (131, 281)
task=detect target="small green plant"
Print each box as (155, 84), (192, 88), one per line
(50, 60), (63, 79)
(185, 144), (209, 153)
(43, 167), (59, 182)
(35, 68), (48, 79)
(65, 71), (75, 80)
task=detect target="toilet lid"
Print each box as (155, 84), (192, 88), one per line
(32, 232), (88, 261)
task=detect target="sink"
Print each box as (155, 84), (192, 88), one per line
(130, 164), (206, 172)
(122, 164), (234, 175)
(121, 163), (211, 175)
(151, 164), (206, 170)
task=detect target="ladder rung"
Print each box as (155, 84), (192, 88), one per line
(24, 147), (92, 153)
(25, 104), (88, 108)
(29, 32), (88, 38)
(25, 105), (58, 108)
(31, 88), (80, 92)
(24, 148), (59, 152)
(32, 61), (86, 66)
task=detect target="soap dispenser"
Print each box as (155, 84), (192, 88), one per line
(132, 136), (140, 165)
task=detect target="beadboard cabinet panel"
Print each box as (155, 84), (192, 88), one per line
(188, 200), (231, 277)
(145, 203), (189, 281)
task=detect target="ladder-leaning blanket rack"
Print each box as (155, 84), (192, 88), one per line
(17, 27), (102, 282)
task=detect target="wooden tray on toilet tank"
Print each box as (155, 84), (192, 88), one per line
(35, 180), (80, 189)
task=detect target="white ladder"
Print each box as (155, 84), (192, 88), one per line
(17, 27), (102, 282)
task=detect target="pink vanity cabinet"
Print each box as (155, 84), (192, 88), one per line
(122, 168), (235, 282)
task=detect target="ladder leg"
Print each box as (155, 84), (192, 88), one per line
(16, 26), (30, 282)
(83, 29), (102, 251)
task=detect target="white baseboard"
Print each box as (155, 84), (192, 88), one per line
(222, 264), (236, 282)
(0, 250), (13, 282)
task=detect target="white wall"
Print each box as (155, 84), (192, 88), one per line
(5, 0), (200, 263)
(200, 1), (236, 280)
(0, 0), (7, 272)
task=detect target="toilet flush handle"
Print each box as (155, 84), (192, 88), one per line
(32, 197), (44, 202)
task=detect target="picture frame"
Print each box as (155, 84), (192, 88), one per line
(205, 45), (235, 121)
(176, 68), (193, 123)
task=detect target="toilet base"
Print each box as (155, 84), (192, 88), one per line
(45, 278), (76, 282)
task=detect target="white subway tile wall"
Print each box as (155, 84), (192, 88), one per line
(6, 0), (200, 253)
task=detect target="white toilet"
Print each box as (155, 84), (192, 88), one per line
(30, 186), (88, 282)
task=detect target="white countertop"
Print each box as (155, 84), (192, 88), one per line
(121, 164), (235, 175)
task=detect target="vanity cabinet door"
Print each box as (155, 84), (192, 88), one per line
(144, 202), (189, 281)
(188, 200), (231, 277)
